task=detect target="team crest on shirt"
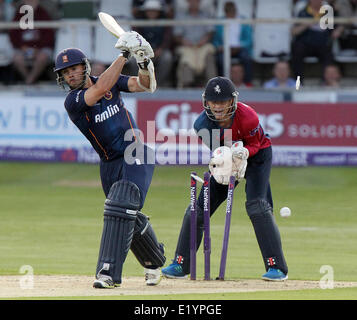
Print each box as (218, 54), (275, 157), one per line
(214, 85), (221, 93)
(249, 125), (260, 136)
(104, 91), (112, 100)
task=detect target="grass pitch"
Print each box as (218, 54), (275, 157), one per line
(0, 162), (356, 299)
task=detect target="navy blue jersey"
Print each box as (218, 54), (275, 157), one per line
(64, 75), (138, 161)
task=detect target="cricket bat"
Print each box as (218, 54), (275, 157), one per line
(98, 12), (144, 57)
(98, 11), (155, 93)
(98, 12), (125, 38)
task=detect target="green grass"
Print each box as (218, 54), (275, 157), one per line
(1, 162), (357, 299)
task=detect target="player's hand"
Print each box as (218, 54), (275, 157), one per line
(115, 31), (154, 59)
(231, 141), (248, 182)
(135, 55), (152, 71)
(232, 157), (247, 181)
(231, 141), (249, 160)
(208, 146), (233, 185)
(119, 49), (131, 60)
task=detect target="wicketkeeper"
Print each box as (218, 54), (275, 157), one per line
(54, 31), (165, 288)
(162, 77), (288, 281)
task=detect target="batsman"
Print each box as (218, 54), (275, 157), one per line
(162, 77), (288, 281)
(54, 30), (165, 288)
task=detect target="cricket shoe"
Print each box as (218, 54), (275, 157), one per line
(144, 268), (161, 286)
(93, 274), (119, 289)
(262, 268), (288, 281)
(161, 262), (188, 279)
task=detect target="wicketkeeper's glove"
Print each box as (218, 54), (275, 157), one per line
(209, 146), (233, 185)
(231, 141), (248, 181)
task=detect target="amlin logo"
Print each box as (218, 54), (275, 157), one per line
(95, 104), (120, 123)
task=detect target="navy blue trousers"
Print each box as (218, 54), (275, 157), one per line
(99, 145), (155, 209)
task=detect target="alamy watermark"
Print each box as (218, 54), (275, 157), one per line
(19, 265), (34, 289)
(320, 5), (334, 30)
(319, 265), (334, 289)
(19, 5), (34, 30)
(123, 124), (233, 165)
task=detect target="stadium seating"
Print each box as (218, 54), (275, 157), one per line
(333, 37), (357, 63)
(54, 19), (94, 60)
(61, 0), (95, 19)
(98, 0), (132, 18)
(93, 0), (132, 65)
(0, 33), (13, 67)
(253, 0), (293, 63)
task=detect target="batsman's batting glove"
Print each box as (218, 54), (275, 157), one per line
(115, 31), (154, 59)
(120, 49), (131, 60)
(136, 57), (151, 71)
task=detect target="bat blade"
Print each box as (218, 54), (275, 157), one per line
(98, 12), (125, 38)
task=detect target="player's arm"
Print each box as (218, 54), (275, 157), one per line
(115, 31), (157, 93)
(84, 55), (128, 106)
(127, 58), (156, 93)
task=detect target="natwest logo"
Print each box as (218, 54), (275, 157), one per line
(155, 103), (200, 135)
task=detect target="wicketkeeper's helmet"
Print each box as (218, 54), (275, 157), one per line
(202, 76), (239, 121)
(54, 48), (91, 90)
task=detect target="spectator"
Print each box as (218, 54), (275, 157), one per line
(174, 0), (217, 88)
(133, 0), (150, 18)
(133, 0), (174, 87)
(133, 0), (174, 19)
(291, 0), (342, 80)
(322, 63), (341, 87)
(174, 0), (216, 17)
(230, 62), (252, 88)
(9, 0), (55, 84)
(213, 1), (253, 84)
(263, 60), (296, 89)
(0, 0), (15, 84)
(334, 0), (357, 52)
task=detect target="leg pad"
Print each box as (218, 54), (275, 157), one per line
(96, 180), (141, 284)
(131, 212), (166, 268)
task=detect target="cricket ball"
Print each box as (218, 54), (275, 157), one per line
(280, 207), (291, 218)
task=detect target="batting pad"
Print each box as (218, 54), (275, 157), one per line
(131, 212), (166, 268)
(96, 180), (140, 284)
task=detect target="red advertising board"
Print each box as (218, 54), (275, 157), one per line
(136, 101), (357, 147)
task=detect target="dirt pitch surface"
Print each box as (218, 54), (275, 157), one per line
(1, 275), (357, 298)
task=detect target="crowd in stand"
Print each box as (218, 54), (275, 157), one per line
(0, 0), (356, 88)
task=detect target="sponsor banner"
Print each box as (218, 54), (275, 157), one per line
(2, 145), (357, 166)
(0, 96), (136, 148)
(134, 100), (357, 166)
(0, 97), (86, 148)
(272, 146), (357, 166)
(136, 100), (357, 147)
(0, 146), (99, 163)
(1, 96), (357, 166)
